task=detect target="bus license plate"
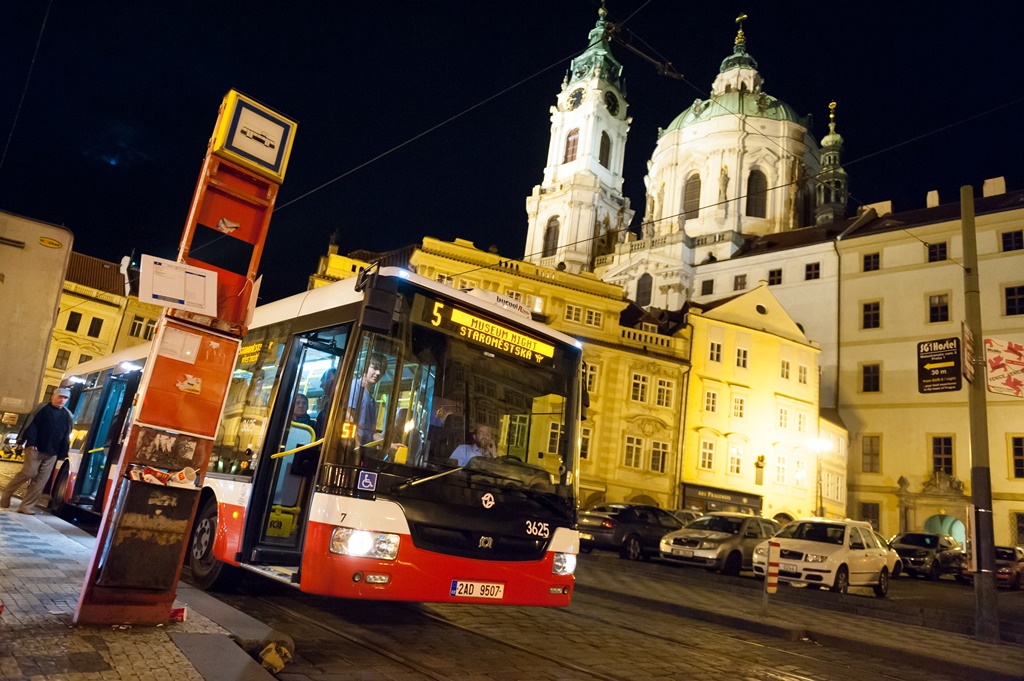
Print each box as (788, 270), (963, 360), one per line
(450, 580), (504, 599)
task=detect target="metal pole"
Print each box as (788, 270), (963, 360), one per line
(960, 185), (1000, 643)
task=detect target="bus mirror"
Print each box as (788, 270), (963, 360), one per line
(360, 275), (399, 333)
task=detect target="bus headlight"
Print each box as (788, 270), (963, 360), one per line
(329, 528), (400, 560)
(553, 552), (576, 575)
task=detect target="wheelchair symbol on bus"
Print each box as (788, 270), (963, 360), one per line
(357, 471), (377, 491)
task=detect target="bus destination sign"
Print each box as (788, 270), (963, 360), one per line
(420, 298), (555, 367)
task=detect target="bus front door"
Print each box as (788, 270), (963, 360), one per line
(72, 371), (140, 513)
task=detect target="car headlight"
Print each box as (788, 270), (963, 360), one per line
(754, 546), (767, 557)
(553, 552), (577, 575)
(805, 553), (828, 563)
(329, 527), (400, 560)
(698, 540), (720, 550)
(997, 567), (1010, 574)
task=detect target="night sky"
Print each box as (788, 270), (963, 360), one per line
(2, 2), (1020, 302)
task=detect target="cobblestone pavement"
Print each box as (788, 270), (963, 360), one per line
(0, 501), (229, 681)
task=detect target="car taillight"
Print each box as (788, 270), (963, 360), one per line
(601, 519), (616, 529)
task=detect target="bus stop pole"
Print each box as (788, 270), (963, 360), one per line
(960, 185), (1000, 643)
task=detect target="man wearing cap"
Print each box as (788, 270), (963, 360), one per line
(0, 387), (74, 515)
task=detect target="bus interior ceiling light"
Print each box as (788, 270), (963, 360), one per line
(397, 269), (410, 279)
(329, 527), (400, 560)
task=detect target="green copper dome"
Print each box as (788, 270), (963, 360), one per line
(566, 8), (625, 93)
(661, 91), (804, 137)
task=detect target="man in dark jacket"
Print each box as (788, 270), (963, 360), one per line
(0, 387), (74, 515)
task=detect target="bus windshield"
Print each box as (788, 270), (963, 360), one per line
(319, 290), (578, 507)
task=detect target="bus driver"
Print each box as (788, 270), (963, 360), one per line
(450, 424), (497, 466)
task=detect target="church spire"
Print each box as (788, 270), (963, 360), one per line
(815, 101), (849, 224)
(566, 4), (625, 93)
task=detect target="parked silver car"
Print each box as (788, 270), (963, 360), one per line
(660, 512), (781, 575)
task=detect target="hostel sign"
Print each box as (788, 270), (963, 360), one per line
(918, 337), (962, 393)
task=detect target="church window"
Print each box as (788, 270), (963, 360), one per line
(636, 273), (652, 307)
(542, 217), (559, 257)
(683, 175), (701, 219)
(599, 131), (611, 168)
(563, 128), (579, 163)
(745, 170), (767, 218)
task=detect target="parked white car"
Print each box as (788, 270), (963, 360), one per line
(752, 518), (890, 596)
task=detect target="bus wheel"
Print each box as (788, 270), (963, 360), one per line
(189, 496), (234, 590)
(49, 465), (69, 516)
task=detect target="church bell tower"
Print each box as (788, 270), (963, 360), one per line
(524, 7), (634, 273)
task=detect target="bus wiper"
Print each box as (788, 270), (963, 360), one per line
(392, 465), (466, 491)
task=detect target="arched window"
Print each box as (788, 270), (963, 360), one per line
(563, 129), (579, 163)
(636, 273), (653, 307)
(599, 131), (611, 168)
(745, 170), (767, 218)
(543, 217), (559, 257)
(683, 174), (701, 219)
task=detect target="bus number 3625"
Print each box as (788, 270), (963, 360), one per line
(525, 520), (550, 538)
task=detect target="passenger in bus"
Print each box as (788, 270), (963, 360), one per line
(345, 353), (387, 446)
(314, 368), (337, 437)
(291, 393), (314, 428)
(450, 423), (497, 466)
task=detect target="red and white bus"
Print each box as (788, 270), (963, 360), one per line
(59, 267), (584, 606)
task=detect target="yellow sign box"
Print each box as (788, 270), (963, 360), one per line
(211, 90), (298, 184)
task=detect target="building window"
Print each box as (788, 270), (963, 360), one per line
(636, 273), (653, 307)
(862, 435), (881, 473)
(704, 389), (718, 412)
(53, 349), (71, 370)
(863, 253), (880, 272)
(928, 294), (950, 323)
(860, 503), (881, 531)
(701, 279), (714, 296)
(1002, 230), (1023, 252)
(599, 131), (611, 168)
(78, 354), (93, 365)
(862, 302), (880, 329)
(862, 364), (881, 392)
(768, 269), (782, 286)
(728, 446), (742, 475)
(700, 441), (715, 470)
(66, 311), (82, 333)
(927, 242), (947, 263)
(932, 436), (953, 475)
(795, 458), (807, 487)
(504, 290), (523, 303)
(585, 309), (603, 327)
(631, 373), (648, 402)
(709, 341), (722, 363)
(1007, 286), (1024, 316)
(547, 423), (562, 454)
(778, 407), (788, 429)
(734, 274), (747, 291)
(732, 396), (745, 418)
(581, 427), (591, 460)
(798, 365), (808, 384)
(129, 315), (145, 338)
(655, 379), (674, 408)
(624, 436), (644, 468)
(564, 304), (582, 322)
(805, 262), (820, 280)
(1016, 513), (1024, 546)
(144, 318), (156, 340)
(797, 413), (807, 433)
(781, 359), (791, 379)
(1013, 436), (1024, 478)
(585, 364), (598, 392)
(436, 273), (453, 286)
(745, 169), (767, 218)
(642, 322), (658, 334)
(775, 455), (787, 484)
(87, 318), (103, 338)
(736, 347), (748, 368)
(543, 217), (560, 257)
(651, 441), (669, 473)
(683, 175), (701, 219)
(563, 128), (579, 163)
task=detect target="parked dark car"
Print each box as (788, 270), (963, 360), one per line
(578, 503), (683, 560)
(889, 532), (966, 580)
(961, 546), (1024, 590)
